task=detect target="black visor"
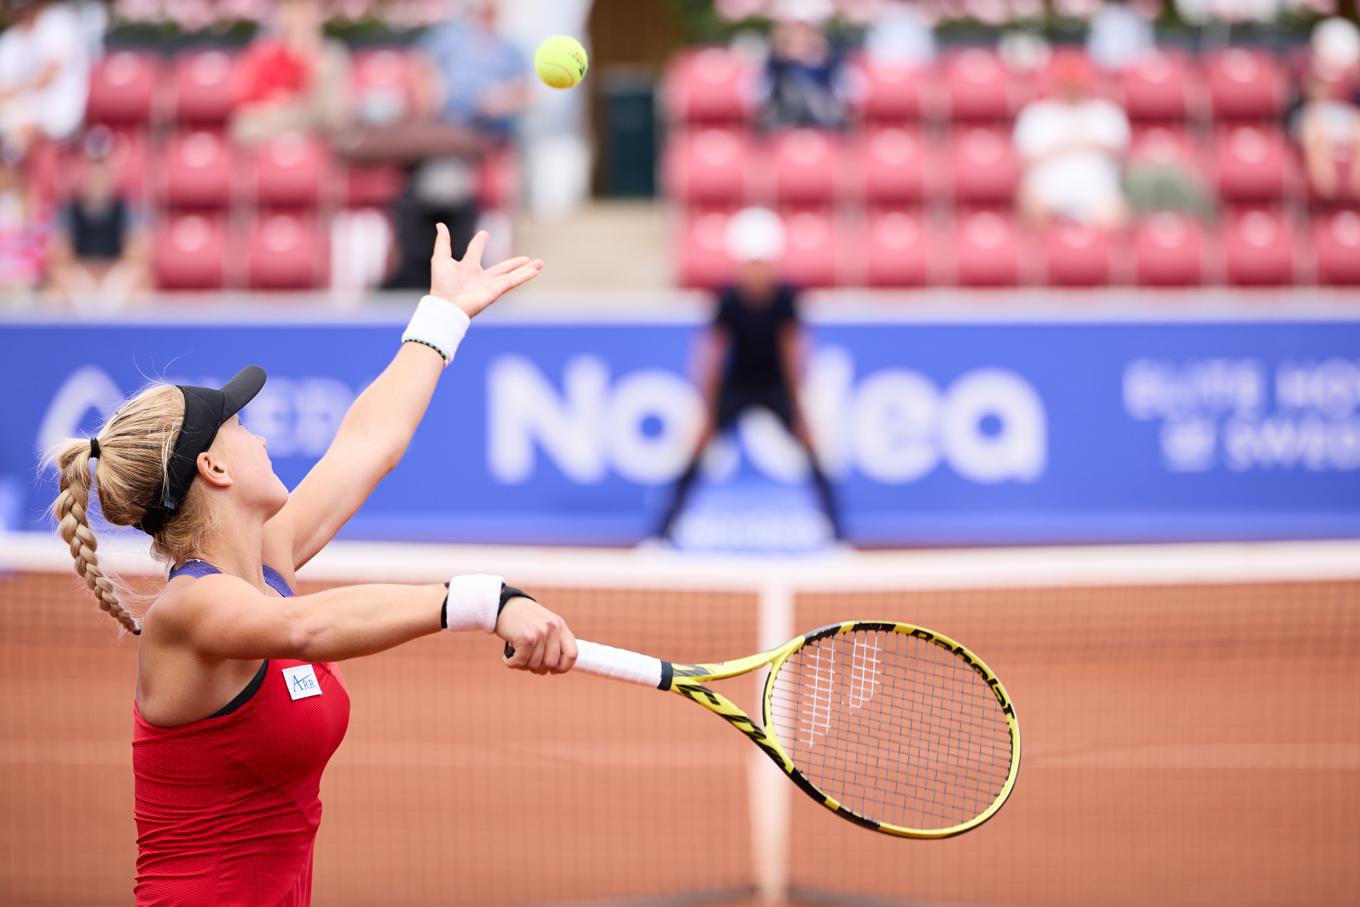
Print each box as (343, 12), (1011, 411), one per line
(136, 366), (266, 534)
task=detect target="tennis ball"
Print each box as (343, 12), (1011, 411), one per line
(534, 36), (588, 90)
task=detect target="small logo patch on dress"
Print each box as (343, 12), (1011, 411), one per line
(282, 664), (322, 701)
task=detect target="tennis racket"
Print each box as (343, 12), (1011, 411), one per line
(512, 620), (1019, 838)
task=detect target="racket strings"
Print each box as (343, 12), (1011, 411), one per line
(769, 629), (1013, 832)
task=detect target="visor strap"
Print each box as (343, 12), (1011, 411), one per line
(401, 295), (471, 366)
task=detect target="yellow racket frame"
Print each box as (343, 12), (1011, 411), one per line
(659, 620), (1021, 839)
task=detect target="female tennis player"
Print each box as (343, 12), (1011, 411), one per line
(47, 226), (573, 906)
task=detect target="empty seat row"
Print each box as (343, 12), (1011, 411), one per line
(87, 47), (419, 128)
(676, 209), (1360, 288)
(152, 212), (328, 290)
(666, 46), (1292, 125)
(665, 125), (1301, 207)
(49, 128), (516, 211)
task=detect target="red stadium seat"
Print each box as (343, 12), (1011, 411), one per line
(350, 48), (418, 125)
(676, 211), (734, 289)
(1223, 209), (1296, 286)
(246, 135), (329, 209)
(478, 146), (518, 209)
(161, 131), (234, 209)
(1134, 214), (1207, 287)
(953, 211), (1020, 286)
(172, 50), (238, 126)
(949, 127), (1018, 207)
(853, 56), (936, 123)
(1313, 210), (1360, 286)
(1215, 125), (1292, 204)
(247, 213), (327, 290)
(864, 210), (932, 287)
(345, 165), (405, 208)
(944, 48), (1018, 122)
(153, 214), (227, 290)
(1120, 52), (1192, 122)
(1043, 223), (1113, 286)
(1129, 125), (1202, 168)
(664, 48), (754, 124)
(663, 129), (753, 204)
(1205, 48), (1285, 121)
(858, 128), (929, 207)
(779, 210), (839, 288)
(771, 129), (841, 205)
(87, 51), (160, 127)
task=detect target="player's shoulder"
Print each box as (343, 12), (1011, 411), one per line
(146, 570), (259, 638)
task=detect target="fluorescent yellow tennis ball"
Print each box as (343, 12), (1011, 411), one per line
(534, 35), (588, 90)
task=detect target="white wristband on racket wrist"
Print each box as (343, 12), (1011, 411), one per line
(443, 574), (504, 633)
(402, 295), (470, 366)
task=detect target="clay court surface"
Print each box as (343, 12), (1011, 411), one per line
(2, 569), (1358, 906)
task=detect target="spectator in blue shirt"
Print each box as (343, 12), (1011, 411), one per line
(384, 0), (530, 289)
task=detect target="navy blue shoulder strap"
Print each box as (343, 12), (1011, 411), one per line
(169, 560), (293, 597)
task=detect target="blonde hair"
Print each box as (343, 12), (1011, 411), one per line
(46, 383), (216, 634)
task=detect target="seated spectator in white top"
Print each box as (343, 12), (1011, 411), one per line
(1296, 17), (1360, 200)
(1014, 50), (1130, 229)
(0, 0), (89, 154)
(46, 127), (148, 309)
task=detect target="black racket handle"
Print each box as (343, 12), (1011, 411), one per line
(503, 641), (515, 658)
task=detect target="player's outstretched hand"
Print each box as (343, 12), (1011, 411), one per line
(497, 597), (578, 675)
(431, 223), (543, 319)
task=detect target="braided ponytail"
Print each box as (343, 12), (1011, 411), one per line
(44, 383), (213, 634)
(51, 439), (142, 634)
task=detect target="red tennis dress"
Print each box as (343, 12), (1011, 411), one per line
(133, 561), (350, 906)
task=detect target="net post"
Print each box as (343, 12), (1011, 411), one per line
(752, 581), (794, 905)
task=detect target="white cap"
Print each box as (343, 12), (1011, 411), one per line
(1313, 17), (1360, 75)
(725, 207), (786, 262)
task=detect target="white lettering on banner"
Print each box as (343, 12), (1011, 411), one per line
(37, 369), (359, 463)
(486, 349), (1047, 486)
(36, 366), (126, 455)
(1125, 358), (1360, 473)
(241, 378), (355, 458)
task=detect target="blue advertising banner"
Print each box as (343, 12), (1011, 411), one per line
(2, 309), (1358, 547)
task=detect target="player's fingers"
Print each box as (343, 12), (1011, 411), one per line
(463, 230), (489, 266)
(525, 630), (549, 673)
(537, 624), (562, 675)
(486, 256), (531, 277)
(505, 628), (539, 669)
(558, 626), (578, 674)
(495, 260), (543, 293)
(432, 222), (451, 261)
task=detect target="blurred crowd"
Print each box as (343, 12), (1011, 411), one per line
(0, 0), (541, 305)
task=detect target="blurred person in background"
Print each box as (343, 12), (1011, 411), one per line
(863, 0), (936, 66)
(0, 141), (50, 299)
(654, 208), (843, 546)
(0, 0), (90, 154)
(45, 126), (148, 308)
(760, 0), (850, 130)
(1294, 17), (1360, 200)
(1014, 49), (1130, 228)
(379, 0), (530, 289)
(1085, 0), (1155, 72)
(231, 0), (351, 146)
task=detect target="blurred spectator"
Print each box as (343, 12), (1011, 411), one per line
(1294, 17), (1360, 201)
(381, 0), (529, 289)
(1085, 0), (1155, 72)
(1014, 50), (1130, 228)
(760, 2), (850, 130)
(45, 126), (148, 308)
(654, 208), (843, 545)
(863, 0), (936, 67)
(231, 0), (351, 146)
(0, 142), (49, 299)
(0, 0), (90, 154)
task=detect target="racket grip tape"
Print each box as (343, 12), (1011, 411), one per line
(502, 638), (667, 689)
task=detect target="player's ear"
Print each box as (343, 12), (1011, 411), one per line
(197, 451), (233, 489)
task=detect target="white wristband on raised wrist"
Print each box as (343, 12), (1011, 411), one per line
(444, 574), (504, 633)
(402, 295), (471, 366)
